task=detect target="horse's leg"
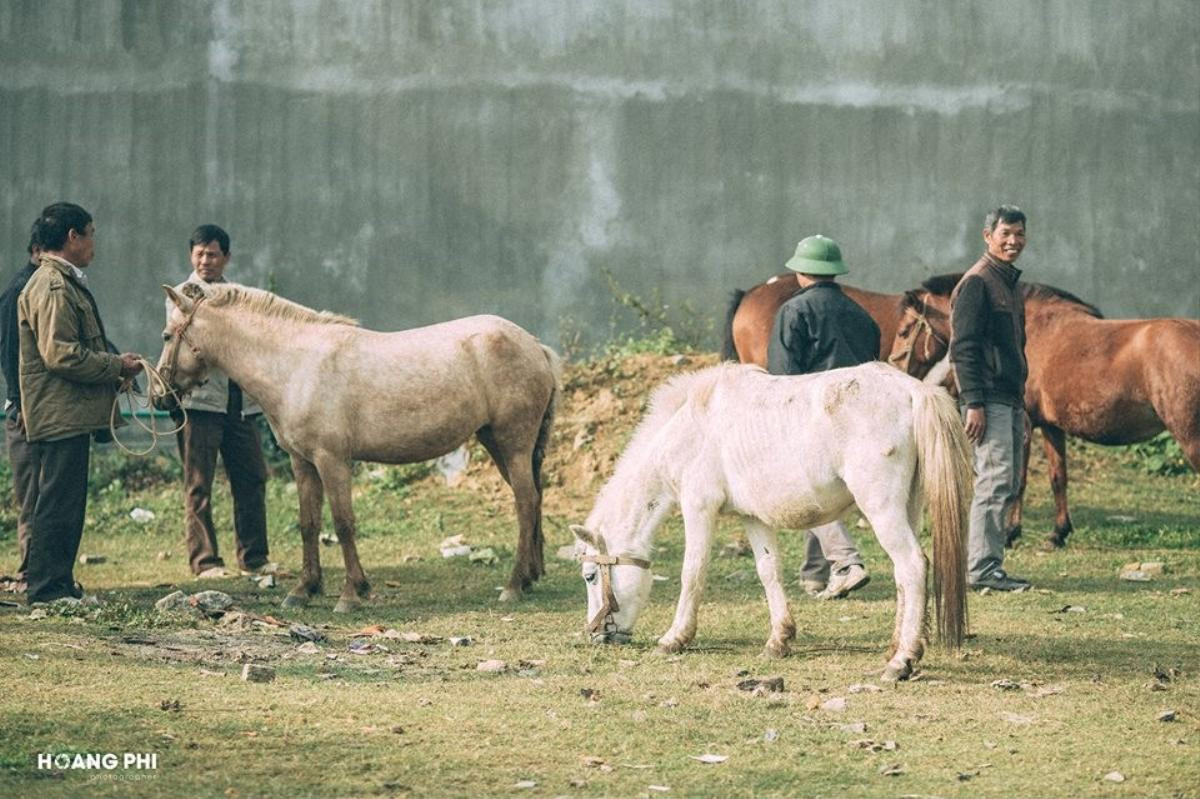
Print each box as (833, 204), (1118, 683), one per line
(1040, 425), (1074, 548)
(658, 499), (717, 654)
(480, 423), (546, 602)
(742, 518), (796, 658)
(498, 449), (542, 602)
(312, 455), (370, 613)
(861, 499), (926, 682)
(282, 455), (324, 609)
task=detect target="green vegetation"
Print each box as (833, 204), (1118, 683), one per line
(0, 352), (1197, 798)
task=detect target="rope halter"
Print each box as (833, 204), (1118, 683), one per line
(159, 295), (208, 389)
(580, 538), (651, 638)
(888, 299), (948, 375)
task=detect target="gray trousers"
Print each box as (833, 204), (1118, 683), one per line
(800, 521), (863, 582)
(966, 402), (1025, 582)
(5, 409), (37, 583)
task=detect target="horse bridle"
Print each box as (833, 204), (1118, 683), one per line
(888, 297), (948, 375)
(161, 295), (208, 388)
(580, 538), (651, 637)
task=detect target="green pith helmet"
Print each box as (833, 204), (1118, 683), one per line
(785, 234), (848, 276)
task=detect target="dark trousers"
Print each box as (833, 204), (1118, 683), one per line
(175, 410), (269, 574)
(5, 408), (38, 583)
(23, 433), (90, 603)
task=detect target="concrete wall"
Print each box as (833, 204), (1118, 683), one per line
(2, 0), (1197, 366)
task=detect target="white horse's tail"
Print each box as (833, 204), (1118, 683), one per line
(911, 385), (972, 648)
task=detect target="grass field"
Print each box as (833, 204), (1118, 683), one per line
(0, 353), (1197, 798)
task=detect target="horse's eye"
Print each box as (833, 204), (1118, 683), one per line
(162, 332), (172, 342)
(584, 571), (598, 584)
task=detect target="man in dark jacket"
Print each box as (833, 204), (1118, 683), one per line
(0, 220), (43, 593)
(950, 205), (1031, 592)
(767, 235), (880, 599)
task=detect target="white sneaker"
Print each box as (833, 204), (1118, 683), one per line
(816, 565), (870, 600)
(239, 562), (279, 577)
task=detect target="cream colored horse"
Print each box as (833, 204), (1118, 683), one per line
(572, 362), (971, 681)
(153, 283), (559, 610)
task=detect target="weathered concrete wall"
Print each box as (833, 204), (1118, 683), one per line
(1, 0), (1197, 366)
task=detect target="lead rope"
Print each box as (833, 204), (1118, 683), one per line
(107, 357), (188, 456)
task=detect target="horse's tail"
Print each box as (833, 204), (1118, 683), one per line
(719, 289), (746, 361)
(533, 345), (562, 494)
(528, 344), (561, 580)
(911, 384), (972, 649)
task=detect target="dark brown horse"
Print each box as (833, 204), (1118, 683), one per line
(724, 272), (1200, 549)
(892, 275), (1200, 547)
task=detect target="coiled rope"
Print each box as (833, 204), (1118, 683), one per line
(107, 357), (188, 456)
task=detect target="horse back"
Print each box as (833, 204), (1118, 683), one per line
(729, 276), (903, 366)
(694, 364), (920, 527)
(1026, 314), (1200, 443)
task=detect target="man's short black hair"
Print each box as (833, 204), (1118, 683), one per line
(27, 217), (43, 255)
(37, 202), (92, 251)
(984, 205), (1026, 233)
(189, 224), (230, 255)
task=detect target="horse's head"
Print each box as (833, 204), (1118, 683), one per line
(570, 524), (652, 645)
(888, 290), (951, 379)
(151, 283), (211, 410)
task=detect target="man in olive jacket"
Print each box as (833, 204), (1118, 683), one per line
(17, 202), (143, 604)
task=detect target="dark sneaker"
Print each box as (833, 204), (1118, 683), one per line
(970, 569), (1031, 592)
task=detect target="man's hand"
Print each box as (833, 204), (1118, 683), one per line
(118, 352), (144, 379)
(964, 405), (986, 445)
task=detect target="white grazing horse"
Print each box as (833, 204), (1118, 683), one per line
(572, 362), (972, 681)
(153, 282), (559, 610)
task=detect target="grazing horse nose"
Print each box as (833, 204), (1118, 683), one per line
(590, 630), (631, 645)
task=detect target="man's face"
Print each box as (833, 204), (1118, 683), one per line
(190, 240), (230, 282)
(984, 221), (1026, 264)
(65, 223), (95, 267)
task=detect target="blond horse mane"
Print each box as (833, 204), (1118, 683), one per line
(587, 363), (754, 542)
(200, 282), (360, 327)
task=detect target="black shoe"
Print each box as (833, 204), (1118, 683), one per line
(970, 569), (1031, 592)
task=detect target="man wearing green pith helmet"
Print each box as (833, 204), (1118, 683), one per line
(766, 235), (880, 599)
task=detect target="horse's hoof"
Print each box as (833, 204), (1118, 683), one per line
(1040, 536), (1066, 552)
(1004, 525), (1023, 548)
(281, 593), (309, 609)
(497, 587), (522, 603)
(762, 641), (790, 659)
(881, 661), (913, 683)
(656, 639), (685, 655)
(333, 598), (361, 614)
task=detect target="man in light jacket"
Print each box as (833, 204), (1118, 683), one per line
(168, 225), (271, 578)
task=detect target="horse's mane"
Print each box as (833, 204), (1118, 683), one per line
(201, 283), (360, 327)
(588, 364), (743, 537)
(920, 272), (1103, 318)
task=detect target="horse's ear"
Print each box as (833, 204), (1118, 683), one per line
(162, 284), (194, 313)
(570, 524), (600, 550)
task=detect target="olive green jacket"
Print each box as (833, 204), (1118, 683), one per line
(17, 255), (124, 442)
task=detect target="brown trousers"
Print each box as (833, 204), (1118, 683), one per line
(22, 432), (90, 603)
(175, 410), (269, 574)
(5, 408), (37, 583)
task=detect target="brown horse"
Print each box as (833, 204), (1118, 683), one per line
(722, 274), (919, 366)
(153, 283), (560, 610)
(893, 274), (1200, 547)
